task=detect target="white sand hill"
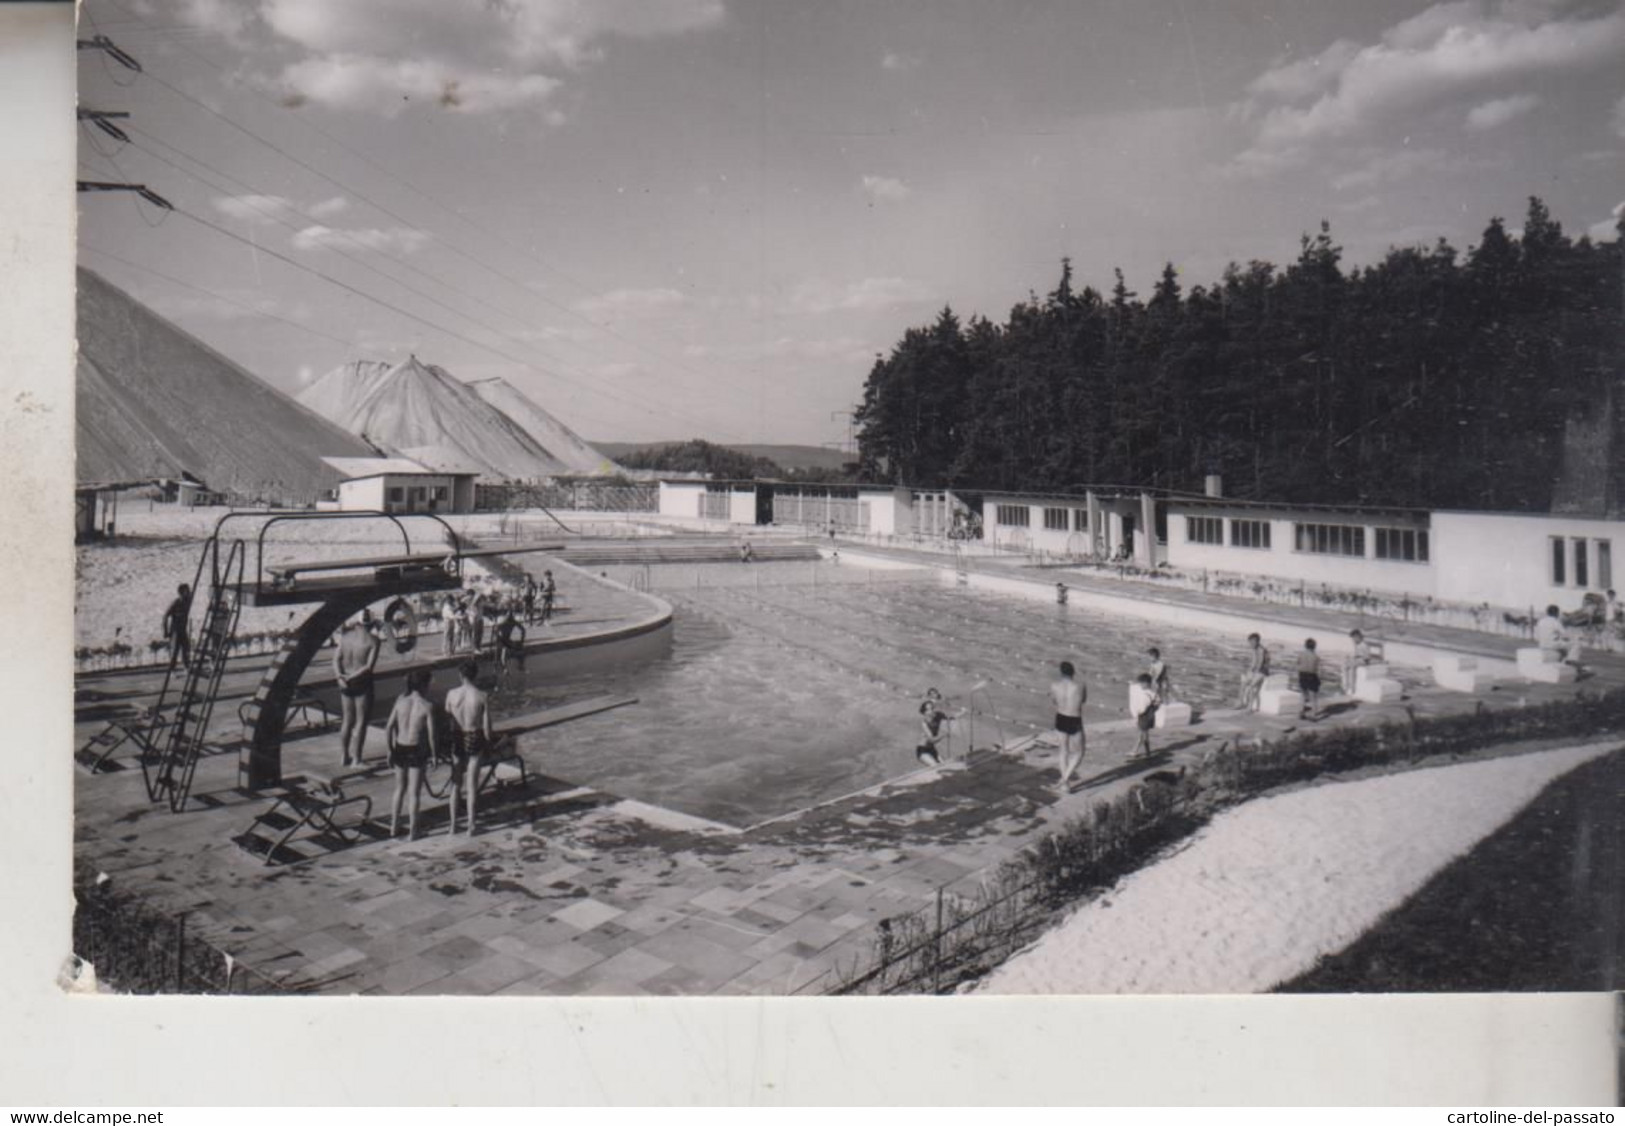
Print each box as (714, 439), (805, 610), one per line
(299, 356), (618, 481)
(980, 743), (1615, 994)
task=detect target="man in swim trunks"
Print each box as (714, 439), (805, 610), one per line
(1238, 633), (1269, 712)
(494, 607), (526, 672)
(540, 571), (557, 624)
(521, 576), (538, 624)
(444, 660), (494, 836)
(1049, 661), (1086, 793)
(162, 583), (193, 670)
(384, 668), (438, 841)
(332, 612), (381, 767)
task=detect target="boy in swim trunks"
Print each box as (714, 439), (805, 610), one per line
(444, 660), (494, 836)
(1146, 647), (1173, 700)
(1128, 673), (1159, 759)
(494, 607), (526, 672)
(1296, 638), (1322, 720)
(1049, 661), (1086, 793)
(163, 583), (193, 670)
(1238, 633), (1269, 712)
(333, 612), (382, 767)
(384, 668), (438, 841)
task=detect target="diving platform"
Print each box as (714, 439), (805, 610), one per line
(238, 543), (567, 607)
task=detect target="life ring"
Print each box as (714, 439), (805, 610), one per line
(383, 596), (417, 654)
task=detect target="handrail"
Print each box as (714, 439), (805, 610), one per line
(203, 509), (464, 594)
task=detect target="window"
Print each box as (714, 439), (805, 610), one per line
(1295, 522), (1365, 557)
(1186, 515), (1223, 545)
(1374, 527), (1429, 562)
(1230, 519), (1271, 550)
(1551, 536), (1566, 585)
(432, 486), (448, 501)
(995, 504), (1030, 527)
(1597, 540), (1612, 590)
(1573, 538), (1588, 587)
(388, 486), (404, 503)
(1073, 509), (1089, 532)
(1043, 507), (1069, 531)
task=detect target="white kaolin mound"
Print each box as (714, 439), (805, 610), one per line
(298, 356), (618, 481)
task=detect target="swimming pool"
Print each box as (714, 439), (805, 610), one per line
(494, 561), (1262, 826)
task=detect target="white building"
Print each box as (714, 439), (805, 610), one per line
(980, 489), (1159, 564)
(1162, 497), (1622, 612)
(322, 456), (479, 515)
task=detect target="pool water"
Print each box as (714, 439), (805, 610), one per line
(495, 563), (1263, 826)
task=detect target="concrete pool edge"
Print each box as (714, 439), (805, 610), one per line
(823, 544), (1516, 673)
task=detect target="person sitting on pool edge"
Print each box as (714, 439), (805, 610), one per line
(444, 660), (494, 837)
(384, 668), (438, 841)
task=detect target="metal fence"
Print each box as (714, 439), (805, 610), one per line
(73, 882), (295, 995)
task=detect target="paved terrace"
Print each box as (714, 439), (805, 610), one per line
(73, 540), (1625, 996)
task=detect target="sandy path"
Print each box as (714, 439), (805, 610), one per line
(979, 743), (1617, 994)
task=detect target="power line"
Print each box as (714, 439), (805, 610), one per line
(170, 205), (729, 434)
(80, 242), (366, 350)
(92, 0), (777, 402)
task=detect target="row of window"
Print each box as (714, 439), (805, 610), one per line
(995, 505), (1091, 531)
(386, 485), (450, 504)
(1551, 537), (1613, 589)
(1183, 516), (1429, 561)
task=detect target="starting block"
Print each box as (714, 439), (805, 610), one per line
(1432, 655), (1498, 694)
(1257, 673), (1303, 717)
(1515, 647), (1579, 684)
(1155, 700), (1193, 728)
(1353, 663), (1404, 703)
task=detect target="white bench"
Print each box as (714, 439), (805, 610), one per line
(1432, 655), (1499, 694)
(1515, 647), (1579, 684)
(1352, 662), (1404, 703)
(1257, 672), (1303, 717)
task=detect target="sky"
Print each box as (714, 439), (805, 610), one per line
(77, 0), (1625, 447)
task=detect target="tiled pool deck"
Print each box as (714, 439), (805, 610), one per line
(72, 543), (1625, 995)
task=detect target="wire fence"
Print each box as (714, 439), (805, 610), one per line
(72, 874), (298, 995)
(820, 687), (1625, 995)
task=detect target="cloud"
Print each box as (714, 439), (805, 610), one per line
(307, 195), (349, 219)
(861, 175), (911, 203)
(237, 0), (726, 115)
(572, 287), (688, 320)
(683, 335), (875, 362)
(881, 50), (921, 71)
(1330, 147), (1450, 191)
(1587, 201), (1625, 243)
(1234, 2), (1625, 168)
(1466, 92), (1539, 129)
(291, 225), (432, 254)
(212, 194), (300, 225)
(792, 277), (934, 315)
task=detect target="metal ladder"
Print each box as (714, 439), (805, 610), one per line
(146, 537), (246, 812)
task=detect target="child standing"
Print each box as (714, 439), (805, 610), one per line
(1129, 673), (1160, 759)
(1146, 647), (1173, 701)
(1297, 638), (1322, 721)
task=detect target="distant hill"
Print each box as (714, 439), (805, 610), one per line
(75, 266), (374, 498)
(594, 440), (853, 472)
(299, 357), (620, 480)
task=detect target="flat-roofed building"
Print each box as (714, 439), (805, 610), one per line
(322, 456), (478, 515)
